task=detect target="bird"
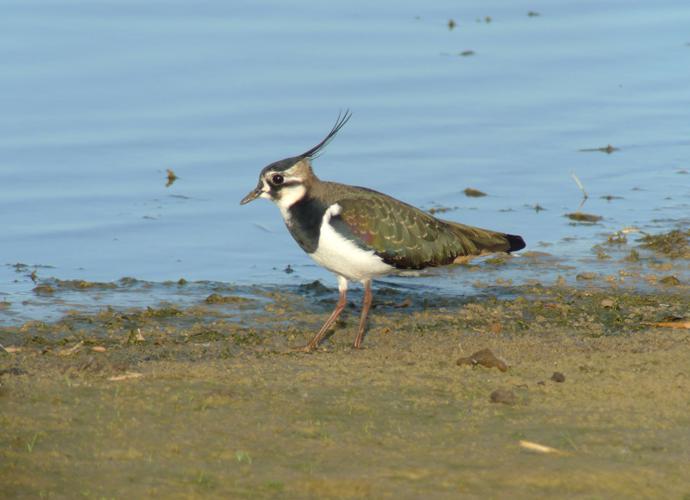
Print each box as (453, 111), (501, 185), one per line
(240, 111), (525, 351)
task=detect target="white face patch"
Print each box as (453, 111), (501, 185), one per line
(273, 183), (307, 223)
(260, 166), (308, 224)
(258, 178), (271, 199)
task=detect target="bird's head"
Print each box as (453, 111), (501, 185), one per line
(240, 110), (351, 208)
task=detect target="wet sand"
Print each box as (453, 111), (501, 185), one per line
(2, 280), (689, 498)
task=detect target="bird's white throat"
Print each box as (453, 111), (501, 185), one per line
(271, 183), (307, 224)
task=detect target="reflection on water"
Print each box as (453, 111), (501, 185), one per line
(1, 0), (689, 324)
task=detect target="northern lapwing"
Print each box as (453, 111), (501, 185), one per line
(241, 111), (525, 351)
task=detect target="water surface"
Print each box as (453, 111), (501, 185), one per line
(1, 0), (689, 323)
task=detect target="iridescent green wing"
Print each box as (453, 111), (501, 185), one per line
(331, 194), (474, 269)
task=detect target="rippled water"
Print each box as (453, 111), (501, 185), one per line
(2, 0), (689, 323)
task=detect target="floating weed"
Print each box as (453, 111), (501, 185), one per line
(625, 249), (641, 262)
(639, 229), (690, 259)
(579, 144), (619, 153)
(565, 212), (602, 223)
(607, 232), (628, 245)
(463, 187), (487, 197)
(165, 168), (178, 187)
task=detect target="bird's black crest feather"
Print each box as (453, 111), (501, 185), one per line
(299, 110), (352, 159)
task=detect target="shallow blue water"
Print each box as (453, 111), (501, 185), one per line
(1, 0), (689, 323)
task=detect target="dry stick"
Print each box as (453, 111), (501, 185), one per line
(519, 440), (568, 455)
(571, 172), (588, 209)
(58, 340), (84, 356)
(108, 372), (144, 381)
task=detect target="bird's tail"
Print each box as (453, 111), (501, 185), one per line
(504, 233), (526, 253)
(442, 220), (526, 256)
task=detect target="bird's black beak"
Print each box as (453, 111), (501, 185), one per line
(240, 182), (263, 205)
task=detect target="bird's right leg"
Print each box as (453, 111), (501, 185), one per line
(302, 276), (348, 352)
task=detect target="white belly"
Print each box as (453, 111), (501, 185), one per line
(310, 204), (394, 282)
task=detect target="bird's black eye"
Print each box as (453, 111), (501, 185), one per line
(271, 174), (284, 185)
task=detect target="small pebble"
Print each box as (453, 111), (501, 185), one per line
(456, 348), (508, 372)
(490, 388), (517, 405)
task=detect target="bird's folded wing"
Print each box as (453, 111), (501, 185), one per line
(330, 196), (505, 269)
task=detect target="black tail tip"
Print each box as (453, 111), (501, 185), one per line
(506, 234), (526, 253)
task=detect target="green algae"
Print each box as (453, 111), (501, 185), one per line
(639, 229), (690, 259)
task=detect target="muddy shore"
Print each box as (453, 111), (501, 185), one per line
(2, 276), (689, 498)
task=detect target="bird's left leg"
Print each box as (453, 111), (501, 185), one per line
(353, 279), (373, 349)
(301, 275), (348, 352)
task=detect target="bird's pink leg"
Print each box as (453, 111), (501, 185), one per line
(302, 276), (348, 352)
(353, 280), (373, 349)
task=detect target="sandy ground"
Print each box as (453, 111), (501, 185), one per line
(1, 280), (690, 498)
